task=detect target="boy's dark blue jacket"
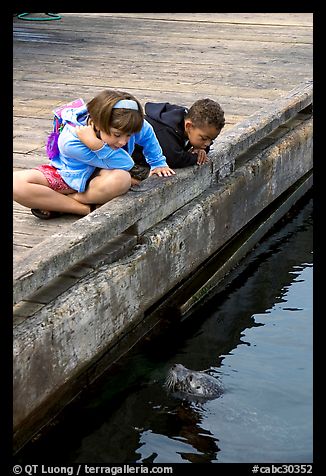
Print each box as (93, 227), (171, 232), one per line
(132, 102), (209, 168)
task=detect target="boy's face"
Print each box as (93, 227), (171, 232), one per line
(185, 120), (220, 149)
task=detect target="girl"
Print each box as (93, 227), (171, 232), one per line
(13, 90), (175, 219)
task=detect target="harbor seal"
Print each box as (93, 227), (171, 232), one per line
(165, 364), (223, 402)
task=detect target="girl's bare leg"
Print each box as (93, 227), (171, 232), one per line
(69, 169), (131, 205)
(13, 169), (91, 215)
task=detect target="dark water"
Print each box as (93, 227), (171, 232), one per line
(16, 197), (313, 464)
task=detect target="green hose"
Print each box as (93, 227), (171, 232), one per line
(17, 13), (61, 21)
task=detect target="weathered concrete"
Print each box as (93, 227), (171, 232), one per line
(13, 82), (313, 451)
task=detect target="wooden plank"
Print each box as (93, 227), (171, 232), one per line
(13, 38), (312, 65)
(13, 23), (312, 46)
(13, 83), (273, 113)
(12, 61), (312, 90)
(13, 83), (273, 133)
(13, 77), (288, 102)
(13, 64), (311, 96)
(13, 245), (34, 266)
(14, 12), (313, 27)
(13, 152), (52, 169)
(86, 13), (313, 26)
(13, 200), (80, 262)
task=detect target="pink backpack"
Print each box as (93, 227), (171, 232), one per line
(46, 98), (85, 159)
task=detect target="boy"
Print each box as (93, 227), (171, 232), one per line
(131, 98), (225, 180)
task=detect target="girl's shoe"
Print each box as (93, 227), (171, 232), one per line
(31, 209), (63, 220)
(31, 203), (97, 219)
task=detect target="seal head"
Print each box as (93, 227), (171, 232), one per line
(165, 363), (223, 402)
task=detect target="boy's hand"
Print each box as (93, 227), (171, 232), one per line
(191, 148), (209, 165)
(75, 125), (104, 151)
(149, 166), (176, 177)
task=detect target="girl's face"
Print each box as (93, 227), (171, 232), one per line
(185, 120), (220, 149)
(99, 128), (132, 150)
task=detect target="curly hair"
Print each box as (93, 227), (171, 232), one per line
(185, 98), (225, 131)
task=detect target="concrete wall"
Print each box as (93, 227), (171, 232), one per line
(13, 81), (313, 450)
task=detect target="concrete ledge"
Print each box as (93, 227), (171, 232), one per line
(13, 80), (313, 305)
(13, 233), (138, 323)
(210, 79), (312, 178)
(13, 114), (312, 446)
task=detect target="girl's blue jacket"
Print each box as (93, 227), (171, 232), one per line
(51, 104), (168, 192)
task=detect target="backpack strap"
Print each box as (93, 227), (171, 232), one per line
(46, 98), (85, 159)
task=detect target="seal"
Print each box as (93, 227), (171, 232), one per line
(165, 364), (223, 402)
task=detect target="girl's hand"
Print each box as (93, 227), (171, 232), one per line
(149, 166), (176, 177)
(75, 125), (104, 151)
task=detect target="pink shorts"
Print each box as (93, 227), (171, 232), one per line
(35, 164), (75, 192)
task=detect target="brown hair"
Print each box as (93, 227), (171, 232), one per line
(185, 98), (225, 131)
(87, 90), (144, 135)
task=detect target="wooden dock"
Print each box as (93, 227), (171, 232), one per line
(13, 12), (313, 268)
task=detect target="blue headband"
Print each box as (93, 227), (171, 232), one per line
(113, 99), (139, 110)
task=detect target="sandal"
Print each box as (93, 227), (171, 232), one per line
(31, 209), (63, 220)
(129, 164), (150, 181)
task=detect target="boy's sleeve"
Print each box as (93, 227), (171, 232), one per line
(153, 127), (198, 168)
(134, 121), (169, 169)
